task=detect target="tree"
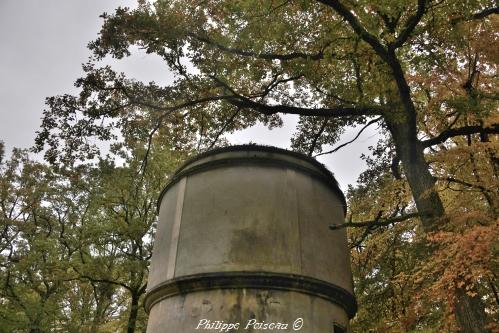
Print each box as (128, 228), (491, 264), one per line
(343, 139), (497, 331)
(0, 149), (77, 332)
(70, 142), (188, 333)
(34, 0), (498, 331)
(0, 142), (187, 332)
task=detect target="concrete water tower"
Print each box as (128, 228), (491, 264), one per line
(145, 145), (357, 332)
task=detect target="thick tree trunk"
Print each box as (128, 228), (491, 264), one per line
(389, 122), (445, 230)
(127, 292), (139, 333)
(389, 122), (490, 332)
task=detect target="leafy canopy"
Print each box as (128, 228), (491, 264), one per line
(31, 0), (498, 331)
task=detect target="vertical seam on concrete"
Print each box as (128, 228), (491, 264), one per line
(296, 174), (303, 274)
(166, 177), (187, 280)
(286, 169), (302, 274)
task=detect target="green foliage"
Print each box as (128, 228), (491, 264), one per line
(0, 141), (189, 332)
(16, 0), (499, 331)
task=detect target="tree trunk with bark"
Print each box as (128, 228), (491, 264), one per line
(389, 121), (490, 332)
(127, 292), (139, 333)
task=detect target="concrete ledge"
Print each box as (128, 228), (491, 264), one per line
(157, 145), (347, 214)
(144, 271), (357, 318)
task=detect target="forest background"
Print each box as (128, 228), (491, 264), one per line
(0, 1), (497, 332)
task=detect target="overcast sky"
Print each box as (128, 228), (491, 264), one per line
(0, 1), (379, 189)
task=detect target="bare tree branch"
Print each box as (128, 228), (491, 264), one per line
(191, 33), (326, 61)
(255, 74), (304, 98)
(422, 124), (499, 147)
(208, 107), (242, 149)
(138, 120), (162, 177)
(79, 275), (133, 293)
(450, 7), (499, 25)
(440, 177), (493, 193)
(314, 116), (382, 157)
(316, 0), (389, 60)
(308, 118), (329, 156)
(229, 96), (385, 117)
(330, 212), (419, 230)
(208, 75), (386, 117)
(391, 0), (427, 49)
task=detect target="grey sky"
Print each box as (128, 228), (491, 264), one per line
(0, 1), (379, 189)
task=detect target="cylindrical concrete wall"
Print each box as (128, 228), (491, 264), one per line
(145, 145), (356, 332)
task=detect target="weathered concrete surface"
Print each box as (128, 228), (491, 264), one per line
(146, 146), (356, 332)
(146, 288), (349, 332)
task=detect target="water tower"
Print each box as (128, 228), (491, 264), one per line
(145, 146), (357, 332)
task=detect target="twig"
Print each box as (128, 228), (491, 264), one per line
(330, 212), (419, 230)
(314, 117), (382, 157)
